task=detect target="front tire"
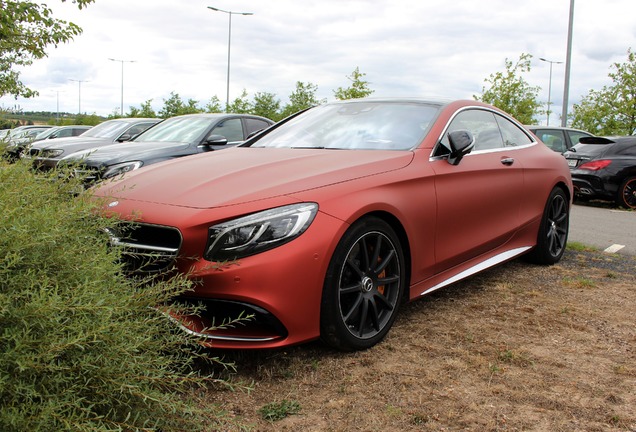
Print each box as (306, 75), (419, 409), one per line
(320, 217), (405, 351)
(526, 187), (569, 265)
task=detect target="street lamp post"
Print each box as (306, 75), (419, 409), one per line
(109, 58), (136, 117)
(207, 6), (253, 112)
(539, 58), (563, 126)
(68, 79), (88, 114)
(52, 90), (64, 124)
(562, 0), (575, 127)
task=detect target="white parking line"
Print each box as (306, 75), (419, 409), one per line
(604, 244), (626, 253)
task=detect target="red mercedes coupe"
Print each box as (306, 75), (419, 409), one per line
(94, 99), (572, 351)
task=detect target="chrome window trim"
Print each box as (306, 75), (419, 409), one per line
(429, 105), (538, 160)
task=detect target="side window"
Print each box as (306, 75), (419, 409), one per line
(533, 129), (566, 152)
(615, 143), (636, 156)
(245, 118), (271, 136)
(496, 115), (532, 147)
(125, 123), (155, 138)
(58, 129), (74, 138)
(211, 118), (244, 142)
(438, 109), (503, 153)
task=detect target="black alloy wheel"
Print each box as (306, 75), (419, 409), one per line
(320, 217), (405, 351)
(617, 177), (636, 209)
(526, 187), (569, 265)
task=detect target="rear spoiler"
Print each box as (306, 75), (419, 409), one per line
(578, 136), (615, 144)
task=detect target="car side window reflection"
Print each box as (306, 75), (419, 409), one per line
(496, 114), (532, 148)
(211, 118), (244, 142)
(437, 109), (503, 155)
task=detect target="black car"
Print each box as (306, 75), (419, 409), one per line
(526, 125), (594, 153)
(30, 118), (160, 170)
(2, 125), (54, 161)
(564, 136), (636, 208)
(62, 113), (274, 183)
(32, 125), (92, 142)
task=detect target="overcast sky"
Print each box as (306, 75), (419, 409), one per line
(2, 0), (635, 125)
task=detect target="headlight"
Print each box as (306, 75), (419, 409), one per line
(204, 203), (318, 261)
(103, 161), (143, 179)
(40, 149), (64, 158)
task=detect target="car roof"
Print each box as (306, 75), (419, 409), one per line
(525, 125), (591, 133)
(111, 117), (159, 123)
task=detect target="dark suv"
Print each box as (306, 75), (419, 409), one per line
(564, 136), (636, 208)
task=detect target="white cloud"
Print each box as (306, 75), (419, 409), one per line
(3, 0), (635, 126)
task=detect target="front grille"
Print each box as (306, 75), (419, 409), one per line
(105, 223), (183, 274)
(73, 166), (101, 184)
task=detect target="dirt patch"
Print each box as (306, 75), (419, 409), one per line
(202, 250), (636, 431)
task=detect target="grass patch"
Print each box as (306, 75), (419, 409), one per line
(259, 400), (301, 421)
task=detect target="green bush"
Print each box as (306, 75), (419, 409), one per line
(0, 161), (225, 431)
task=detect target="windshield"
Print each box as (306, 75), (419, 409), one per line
(134, 116), (216, 144)
(81, 120), (131, 139)
(250, 102), (440, 150)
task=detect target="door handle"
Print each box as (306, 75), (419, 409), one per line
(501, 157), (514, 166)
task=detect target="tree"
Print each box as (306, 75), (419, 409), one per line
(333, 67), (374, 100)
(281, 81), (323, 118)
(252, 91), (282, 121)
(158, 92), (202, 118)
(0, 0), (95, 99)
(570, 48), (636, 135)
(128, 99), (157, 118)
(204, 96), (223, 113)
(226, 89), (251, 114)
(475, 53), (544, 124)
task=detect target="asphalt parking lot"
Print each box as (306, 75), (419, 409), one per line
(569, 202), (636, 255)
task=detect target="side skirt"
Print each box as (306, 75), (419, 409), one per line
(416, 246), (532, 297)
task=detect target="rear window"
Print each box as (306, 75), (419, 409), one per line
(570, 143), (611, 157)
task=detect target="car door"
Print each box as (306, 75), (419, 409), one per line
(430, 108), (526, 272)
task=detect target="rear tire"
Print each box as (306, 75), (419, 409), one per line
(526, 187), (569, 265)
(320, 217), (405, 351)
(616, 177), (636, 209)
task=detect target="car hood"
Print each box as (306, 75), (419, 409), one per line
(32, 136), (105, 151)
(65, 141), (191, 165)
(37, 138), (120, 156)
(94, 147), (414, 209)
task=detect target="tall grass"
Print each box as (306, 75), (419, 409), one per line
(0, 159), (227, 431)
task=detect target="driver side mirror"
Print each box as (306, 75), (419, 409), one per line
(203, 134), (228, 146)
(116, 133), (133, 142)
(447, 130), (474, 165)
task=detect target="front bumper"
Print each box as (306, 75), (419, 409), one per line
(173, 209), (345, 349)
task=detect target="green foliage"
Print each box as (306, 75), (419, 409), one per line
(251, 92), (282, 121)
(70, 113), (103, 125)
(333, 67), (375, 100)
(570, 48), (636, 135)
(158, 92), (203, 118)
(226, 89), (252, 114)
(0, 160), (229, 431)
(280, 81), (324, 119)
(204, 96), (223, 113)
(127, 99), (157, 118)
(258, 400), (301, 421)
(0, 0), (95, 99)
(475, 53), (544, 124)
